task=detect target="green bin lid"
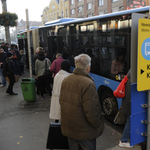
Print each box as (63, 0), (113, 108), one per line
(22, 78), (35, 82)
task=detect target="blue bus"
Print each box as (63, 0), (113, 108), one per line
(17, 7), (150, 122)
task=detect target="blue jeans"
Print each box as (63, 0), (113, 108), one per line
(0, 68), (6, 86)
(121, 114), (130, 142)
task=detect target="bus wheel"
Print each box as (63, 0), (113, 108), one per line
(101, 91), (118, 122)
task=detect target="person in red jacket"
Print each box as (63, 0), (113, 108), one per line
(50, 53), (64, 77)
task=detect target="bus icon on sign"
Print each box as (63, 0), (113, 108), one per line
(145, 42), (150, 55)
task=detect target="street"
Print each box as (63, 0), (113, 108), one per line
(0, 70), (142, 150)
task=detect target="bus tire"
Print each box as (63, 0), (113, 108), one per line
(101, 91), (118, 122)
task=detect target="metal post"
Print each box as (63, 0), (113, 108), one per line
(26, 9), (32, 78)
(147, 91), (150, 150)
(149, 0), (150, 16)
(147, 3), (150, 150)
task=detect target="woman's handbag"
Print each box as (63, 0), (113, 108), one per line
(46, 122), (69, 149)
(45, 59), (52, 76)
(113, 109), (127, 125)
(15, 75), (19, 83)
(113, 75), (128, 98)
(5, 76), (10, 84)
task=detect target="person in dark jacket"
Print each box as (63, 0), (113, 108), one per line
(119, 69), (133, 148)
(3, 43), (9, 52)
(10, 44), (21, 75)
(3, 52), (17, 95)
(59, 54), (104, 150)
(0, 47), (7, 87)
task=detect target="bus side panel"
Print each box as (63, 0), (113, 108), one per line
(89, 72), (122, 108)
(32, 29), (39, 55)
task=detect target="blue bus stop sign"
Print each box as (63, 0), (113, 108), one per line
(130, 83), (147, 146)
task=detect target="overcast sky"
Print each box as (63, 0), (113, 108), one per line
(0, 0), (51, 22)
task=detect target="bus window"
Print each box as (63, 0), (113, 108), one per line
(110, 49), (126, 80)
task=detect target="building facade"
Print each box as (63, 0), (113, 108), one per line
(41, 0), (148, 24)
(42, 0), (70, 25)
(42, 6), (49, 25)
(69, 0), (148, 18)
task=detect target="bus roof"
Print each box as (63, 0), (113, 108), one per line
(41, 6), (149, 28)
(44, 18), (78, 26)
(17, 6), (150, 32)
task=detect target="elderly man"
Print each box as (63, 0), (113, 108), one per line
(0, 47), (7, 87)
(59, 54), (104, 150)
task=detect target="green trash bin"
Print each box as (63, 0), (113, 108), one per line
(21, 78), (36, 101)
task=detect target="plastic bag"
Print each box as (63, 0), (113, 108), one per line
(113, 75), (128, 98)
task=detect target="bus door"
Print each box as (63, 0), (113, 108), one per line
(47, 36), (63, 61)
(18, 39), (23, 50)
(68, 35), (76, 53)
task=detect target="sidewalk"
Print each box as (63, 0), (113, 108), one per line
(0, 70), (142, 150)
(96, 124), (141, 150)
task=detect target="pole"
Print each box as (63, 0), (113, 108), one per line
(25, 9), (32, 78)
(147, 91), (150, 150)
(147, 2), (150, 149)
(1, 0), (11, 45)
(147, 90), (150, 150)
(149, 0), (150, 16)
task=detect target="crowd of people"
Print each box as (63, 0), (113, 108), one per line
(0, 43), (133, 149)
(0, 43), (25, 95)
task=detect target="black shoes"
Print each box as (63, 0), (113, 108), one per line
(9, 93), (18, 95)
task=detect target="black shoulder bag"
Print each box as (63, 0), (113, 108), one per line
(46, 122), (69, 149)
(45, 59), (52, 76)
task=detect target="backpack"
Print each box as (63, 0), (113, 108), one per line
(10, 49), (17, 59)
(10, 49), (21, 61)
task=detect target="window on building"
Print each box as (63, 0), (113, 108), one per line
(88, 14), (92, 17)
(78, 6), (82, 12)
(99, 12), (104, 15)
(62, 11), (64, 18)
(99, 0), (104, 6)
(52, 5), (55, 9)
(88, 3), (92, 10)
(71, 0), (74, 5)
(71, 9), (74, 15)
(57, 12), (59, 19)
(112, 0), (118, 2)
(112, 7), (118, 12)
(119, 6), (123, 11)
(66, 9), (68, 17)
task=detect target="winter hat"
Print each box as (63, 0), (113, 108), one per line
(7, 52), (13, 57)
(5, 43), (9, 46)
(61, 60), (71, 73)
(38, 51), (44, 56)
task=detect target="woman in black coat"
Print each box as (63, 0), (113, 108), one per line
(3, 52), (17, 95)
(119, 69), (132, 148)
